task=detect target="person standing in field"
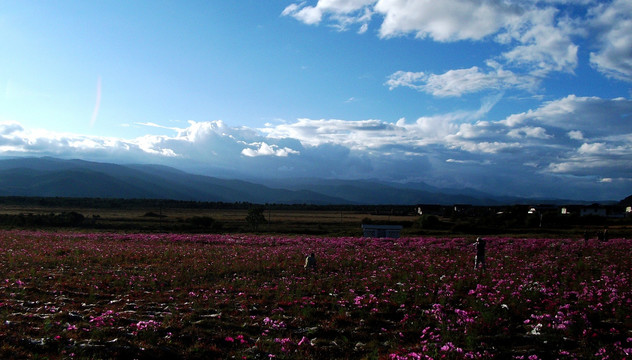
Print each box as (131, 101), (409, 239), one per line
(304, 253), (317, 271)
(473, 237), (486, 270)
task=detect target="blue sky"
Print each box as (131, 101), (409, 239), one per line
(1, 0), (631, 201)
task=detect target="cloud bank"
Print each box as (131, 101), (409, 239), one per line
(283, 0), (632, 95)
(1, 95), (631, 200)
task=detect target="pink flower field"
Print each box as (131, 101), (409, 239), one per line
(0, 230), (630, 359)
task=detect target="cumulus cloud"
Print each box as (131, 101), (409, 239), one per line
(282, 0), (588, 81)
(496, 96), (632, 178)
(503, 95), (632, 136)
(241, 142), (300, 157)
(282, 0), (374, 31)
(283, 0), (632, 93)
(499, 6), (578, 75)
(386, 62), (538, 96)
(1, 95), (631, 199)
(568, 130), (584, 140)
(261, 118), (405, 149)
(282, 3), (323, 25)
(547, 145), (632, 177)
(375, 0), (521, 41)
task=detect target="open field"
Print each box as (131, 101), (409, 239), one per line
(0, 230), (630, 359)
(1, 199), (630, 238)
(0, 201), (418, 236)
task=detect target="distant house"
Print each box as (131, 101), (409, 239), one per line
(560, 206), (577, 215)
(362, 224), (403, 238)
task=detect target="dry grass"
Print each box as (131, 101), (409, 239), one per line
(0, 204), (419, 234)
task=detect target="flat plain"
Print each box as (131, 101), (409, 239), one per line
(0, 231), (630, 359)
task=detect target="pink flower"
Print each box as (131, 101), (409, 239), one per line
(298, 336), (311, 346)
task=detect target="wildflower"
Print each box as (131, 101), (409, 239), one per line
(298, 336), (311, 346)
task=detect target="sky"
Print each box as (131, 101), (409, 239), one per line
(1, 0), (631, 201)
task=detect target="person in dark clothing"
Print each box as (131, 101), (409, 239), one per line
(473, 237), (486, 270)
(304, 253), (317, 271)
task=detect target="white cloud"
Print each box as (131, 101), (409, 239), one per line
(588, 0), (632, 81)
(136, 122), (181, 132)
(0, 121), (24, 135)
(505, 95), (632, 136)
(1, 95), (631, 199)
(374, 0), (518, 41)
(377, 2), (577, 75)
(385, 71), (426, 91)
(577, 142), (606, 155)
(285, 0), (591, 92)
(386, 62), (538, 96)
(241, 142), (300, 157)
(282, 0), (374, 31)
(262, 118), (403, 149)
(568, 130), (584, 140)
(261, 108), (495, 152)
(445, 158), (489, 165)
(455, 122), (490, 139)
(507, 126), (552, 139)
(282, 4), (323, 25)
(546, 139), (632, 177)
(500, 7), (578, 75)
(453, 140), (522, 154)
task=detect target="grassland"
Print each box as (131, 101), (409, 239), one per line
(0, 202), (416, 235)
(1, 197), (631, 239)
(2, 197), (632, 240)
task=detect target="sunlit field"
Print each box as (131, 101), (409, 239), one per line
(0, 231), (630, 359)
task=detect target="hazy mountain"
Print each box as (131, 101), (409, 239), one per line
(0, 157), (347, 204)
(0, 157), (614, 205)
(259, 177), (488, 205)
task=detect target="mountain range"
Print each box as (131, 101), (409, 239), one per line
(0, 157), (619, 205)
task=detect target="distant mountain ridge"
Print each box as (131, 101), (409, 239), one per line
(0, 157), (617, 205)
